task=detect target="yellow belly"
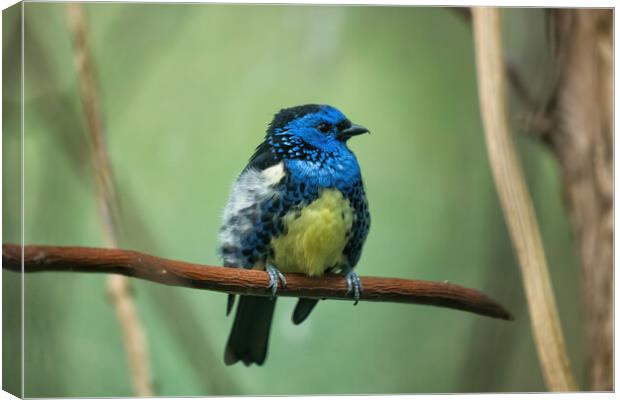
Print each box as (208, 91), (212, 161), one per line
(270, 189), (353, 276)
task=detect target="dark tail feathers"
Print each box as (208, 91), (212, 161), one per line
(292, 298), (319, 325)
(224, 296), (276, 366)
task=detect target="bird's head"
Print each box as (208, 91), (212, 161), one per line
(265, 104), (369, 162)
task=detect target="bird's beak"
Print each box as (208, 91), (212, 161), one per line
(338, 124), (370, 141)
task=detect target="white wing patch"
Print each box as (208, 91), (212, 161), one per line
(262, 162), (285, 186)
(218, 162), (285, 267)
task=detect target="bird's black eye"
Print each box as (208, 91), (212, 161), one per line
(317, 122), (331, 133)
(337, 120), (351, 131)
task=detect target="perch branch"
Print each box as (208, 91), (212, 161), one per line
(3, 244), (512, 321)
(472, 8), (577, 391)
(66, 4), (152, 396)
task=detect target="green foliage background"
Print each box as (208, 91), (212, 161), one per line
(3, 4), (583, 396)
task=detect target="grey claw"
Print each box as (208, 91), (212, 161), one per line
(344, 270), (362, 305)
(266, 265), (286, 298)
(277, 270), (287, 288)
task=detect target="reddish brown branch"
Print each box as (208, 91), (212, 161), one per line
(3, 244), (512, 321)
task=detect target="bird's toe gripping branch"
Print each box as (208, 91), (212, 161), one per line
(266, 265), (287, 297)
(343, 268), (363, 305)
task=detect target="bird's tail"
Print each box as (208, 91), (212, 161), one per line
(292, 298), (319, 325)
(224, 295), (276, 366)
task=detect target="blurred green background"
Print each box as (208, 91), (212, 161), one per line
(3, 3), (584, 396)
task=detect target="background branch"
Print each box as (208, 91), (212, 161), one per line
(471, 7), (577, 391)
(451, 7), (540, 113)
(65, 4), (152, 396)
(3, 244), (513, 321)
(547, 9), (613, 390)
(456, 6), (612, 390)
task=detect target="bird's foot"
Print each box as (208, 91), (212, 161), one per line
(343, 268), (363, 305)
(266, 265), (287, 298)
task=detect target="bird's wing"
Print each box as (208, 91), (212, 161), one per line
(246, 140), (279, 171)
(219, 165), (287, 268)
(219, 139), (283, 267)
(342, 179), (371, 268)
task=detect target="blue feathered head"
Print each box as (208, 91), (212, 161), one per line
(265, 104), (368, 162)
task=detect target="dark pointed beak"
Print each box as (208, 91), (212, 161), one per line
(338, 123), (369, 141)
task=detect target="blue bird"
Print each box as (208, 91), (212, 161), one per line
(218, 104), (370, 366)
